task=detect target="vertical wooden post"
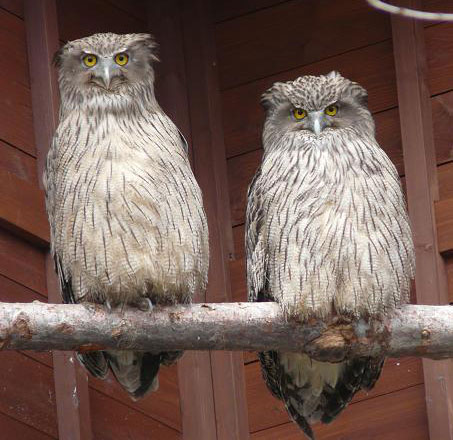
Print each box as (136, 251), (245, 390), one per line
(24, 1), (92, 439)
(180, 1), (249, 439)
(148, 2), (218, 438)
(391, 1), (453, 438)
(148, 1), (249, 438)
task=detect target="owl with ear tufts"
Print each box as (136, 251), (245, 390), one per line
(44, 33), (209, 399)
(246, 71), (414, 438)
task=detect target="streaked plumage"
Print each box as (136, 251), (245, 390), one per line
(44, 32), (209, 399)
(246, 71), (414, 438)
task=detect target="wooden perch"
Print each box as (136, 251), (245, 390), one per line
(1, 302), (453, 361)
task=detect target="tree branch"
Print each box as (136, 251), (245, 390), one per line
(367, 0), (453, 21)
(0, 302), (452, 360)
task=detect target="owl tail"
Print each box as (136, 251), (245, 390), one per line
(105, 351), (161, 400)
(78, 350), (182, 400)
(260, 352), (384, 439)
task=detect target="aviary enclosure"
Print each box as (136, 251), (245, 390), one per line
(0, 0), (452, 439)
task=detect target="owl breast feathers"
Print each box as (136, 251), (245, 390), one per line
(44, 32), (209, 399)
(246, 71), (414, 439)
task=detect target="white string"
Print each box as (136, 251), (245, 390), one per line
(366, 0), (453, 21)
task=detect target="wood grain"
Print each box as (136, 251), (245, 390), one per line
(0, 8), (35, 155)
(88, 365), (181, 431)
(56, 0), (148, 42)
(0, 0), (23, 17)
(90, 388), (181, 440)
(215, 0), (391, 90)
(0, 412), (54, 440)
(252, 384), (428, 439)
(0, 140), (38, 185)
(439, 161), (453, 200)
(0, 227), (46, 295)
(0, 351), (57, 437)
(435, 197), (453, 254)
(0, 168), (49, 246)
(212, 0), (286, 23)
(447, 258), (453, 303)
(246, 357), (423, 433)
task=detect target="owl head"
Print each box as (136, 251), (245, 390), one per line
(54, 33), (158, 111)
(261, 71), (374, 145)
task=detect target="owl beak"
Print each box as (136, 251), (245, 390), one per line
(308, 111), (327, 136)
(100, 65), (112, 89)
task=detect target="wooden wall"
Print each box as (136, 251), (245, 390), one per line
(0, 0), (182, 438)
(213, 0), (453, 438)
(1, 0), (452, 438)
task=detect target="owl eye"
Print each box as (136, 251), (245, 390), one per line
(82, 54), (97, 68)
(292, 108), (307, 120)
(325, 105), (338, 116)
(115, 53), (129, 66)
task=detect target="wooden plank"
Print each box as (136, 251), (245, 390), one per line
(215, 0), (391, 90)
(105, 0), (148, 22)
(222, 40), (397, 159)
(0, 351), (58, 437)
(56, 0), (147, 42)
(426, 23), (453, 96)
(0, 227), (46, 295)
(0, 140), (38, 184)
(435, 198), (453, 254)
(89, 365), (181, 431)
(432, 92), (453, 164)
(0, 412), (54, 440)
(252, 384), (428, 439)
(213, 0), (286, 23)
(246, 357), (423, 433)
(447, 257), (453, 302)
(439, 161), (453, 200)
(0, 8), (35, 155)
(392, 2), (453, 438)
(24, 1), (93, 439)
(0, 0), (23, 17)
(0, 168), (49, 246)
(90, 389), (181, 440)
(180, 0), (249, 438)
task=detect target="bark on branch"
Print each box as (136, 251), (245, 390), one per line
(0, 301), (452, 361)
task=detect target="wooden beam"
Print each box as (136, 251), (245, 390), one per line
(3, 302), (453, 360)
(391, 1), (453, 438)
(180, 1), (249, 439)
(23, 1), (92, 439)
(147, 2), (218, 438)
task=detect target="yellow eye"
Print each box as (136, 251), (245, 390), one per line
(292, 108), (307, 120)
(82, 54), (97, 67)
(325, 105), (338, 116)
(115, 53), (129, 66)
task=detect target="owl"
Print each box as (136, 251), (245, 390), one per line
(44, 33), (209, 399)
(246, 71), (414, 438)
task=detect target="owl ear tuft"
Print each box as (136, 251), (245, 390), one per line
(261, 82), (285, 113)
(133, 33), (160, 64)
(350, 82), (368, 107)
(53, 45), (66, 68)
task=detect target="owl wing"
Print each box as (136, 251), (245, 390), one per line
(245, 168), (269, 302)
